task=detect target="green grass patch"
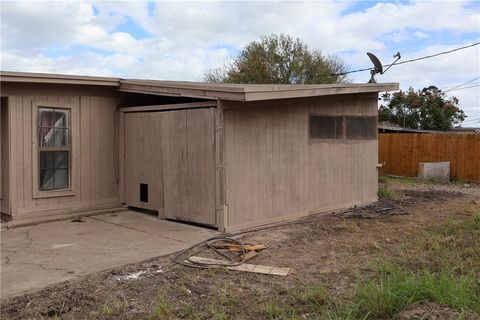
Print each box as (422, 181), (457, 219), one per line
(149, 295), (173, 320)
(378, 175), (441, 185)
(254, 214), (480, 319)
(355, 265), (480, 318)
(346, 214), (480, 318)
(377, 185), (393, 198)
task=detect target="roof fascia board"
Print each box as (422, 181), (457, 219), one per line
(122, 79), (246, 93)
(243, 83), (399, 101)
(119, 83), (245, 101)
(0, 72), (120, 87)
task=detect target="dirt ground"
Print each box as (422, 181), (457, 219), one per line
(1, 180), (479, 320)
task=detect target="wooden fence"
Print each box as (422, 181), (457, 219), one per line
(378, 133), (480, 182)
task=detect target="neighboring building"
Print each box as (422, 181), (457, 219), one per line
(0, 71), (398, 231)
(379, 124), (480, 134)
(451, 126), (480, 134)
(379, 124), (439, 134)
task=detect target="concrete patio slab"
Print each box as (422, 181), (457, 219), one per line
(0, 210), (217, 299)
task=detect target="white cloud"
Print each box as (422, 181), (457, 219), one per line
(1, 0), (479, 121)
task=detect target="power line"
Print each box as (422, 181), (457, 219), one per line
(461, 119), (480, 125)
(444, 77), (480, 92)
(445, 84), (480, 92)
(462, 117), (480, 123)
(390, 42), (480, 67)
(331, 41), (480, 76)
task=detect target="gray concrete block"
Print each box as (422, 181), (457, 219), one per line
(418, 161), (450, 182)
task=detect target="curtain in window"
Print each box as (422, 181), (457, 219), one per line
(39, 109), (68, 147)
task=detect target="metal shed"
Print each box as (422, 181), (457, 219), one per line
(0, 71), (398, 231)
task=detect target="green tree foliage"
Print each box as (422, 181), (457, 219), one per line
(379, 86), (466, 131)
(204, 34), (349, 84)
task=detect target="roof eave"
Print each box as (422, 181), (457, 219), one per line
(119, 81), (244, 101)
(243, 83), (399, 101)
(0, 71), (120, 87)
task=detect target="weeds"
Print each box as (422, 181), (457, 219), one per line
(300, 285), (329, 309)
(377, 186), (393, 198)
(253, 214), (480, 319)
(353, 214), (480, 318)
(355, 265), (480, 318)
(149, 295), (172, 320)
(207, 301), (230, 320)
(378, 175), (441, 185)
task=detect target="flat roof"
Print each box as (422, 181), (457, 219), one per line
(1, 71), (399, 101)
(0, 71), (120, 86)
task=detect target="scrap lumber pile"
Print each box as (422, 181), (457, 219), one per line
(172, 237), (290, 276)
(335, 200), (411, 219)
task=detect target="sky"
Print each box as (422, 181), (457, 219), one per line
(1, 0), (479, 125)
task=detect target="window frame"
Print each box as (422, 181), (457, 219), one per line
(38, 107), (71, 191)
(32, 101), (79, 199)
(308, 115), (344, 140)
(345, 115), (378, 140)
(308, 113), (378, 143)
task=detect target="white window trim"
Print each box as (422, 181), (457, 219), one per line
(32, 101), (79, 199)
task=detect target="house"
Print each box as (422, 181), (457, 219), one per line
(0, 71), (398, 231)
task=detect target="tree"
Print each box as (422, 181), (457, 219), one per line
(204, 34), (349, 84)
(379, 86), (466, 131)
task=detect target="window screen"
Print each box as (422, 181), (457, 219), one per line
(309, 116), (343, 139)
(345, 116), (377, 140)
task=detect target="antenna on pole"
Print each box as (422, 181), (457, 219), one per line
(366, 52), (401, 83)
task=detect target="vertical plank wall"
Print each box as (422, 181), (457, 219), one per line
(3, 87), (119, 219)
(1, 101), (9, 214)
(223, 94), (378, 231)
(161, 108), (216, 225)
(121, 108), (216, 226)
(124, 112), (164, 211)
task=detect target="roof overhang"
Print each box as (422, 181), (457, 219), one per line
(120, 79), (399, 101)
(1, 71), (399, 101)
(0, 71), (120, 87)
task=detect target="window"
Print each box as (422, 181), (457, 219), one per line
(38, 107), (70, 190)
(309, 116), (343, 139)
(309, 114), (377, 141)
(346, 116), (377, 140)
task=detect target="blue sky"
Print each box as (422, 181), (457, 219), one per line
(1, 0), (479, 124)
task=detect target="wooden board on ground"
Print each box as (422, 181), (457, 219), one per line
(187, 256), (290, 276)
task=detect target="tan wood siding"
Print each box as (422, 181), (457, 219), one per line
(124, 112), (164, 211)
(1, 99), (10, 214)
(214, 105), (225, 230)
(223, 94), (378, 231)
(7, 93), (119, 218)
(161, 108), (216, 225)
(121, 108), (216, 226)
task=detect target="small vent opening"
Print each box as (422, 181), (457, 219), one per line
(140, 183), (148, 202)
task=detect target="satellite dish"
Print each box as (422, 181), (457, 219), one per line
(366, 52), (401, 83)
(367, 52), (383, 74)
